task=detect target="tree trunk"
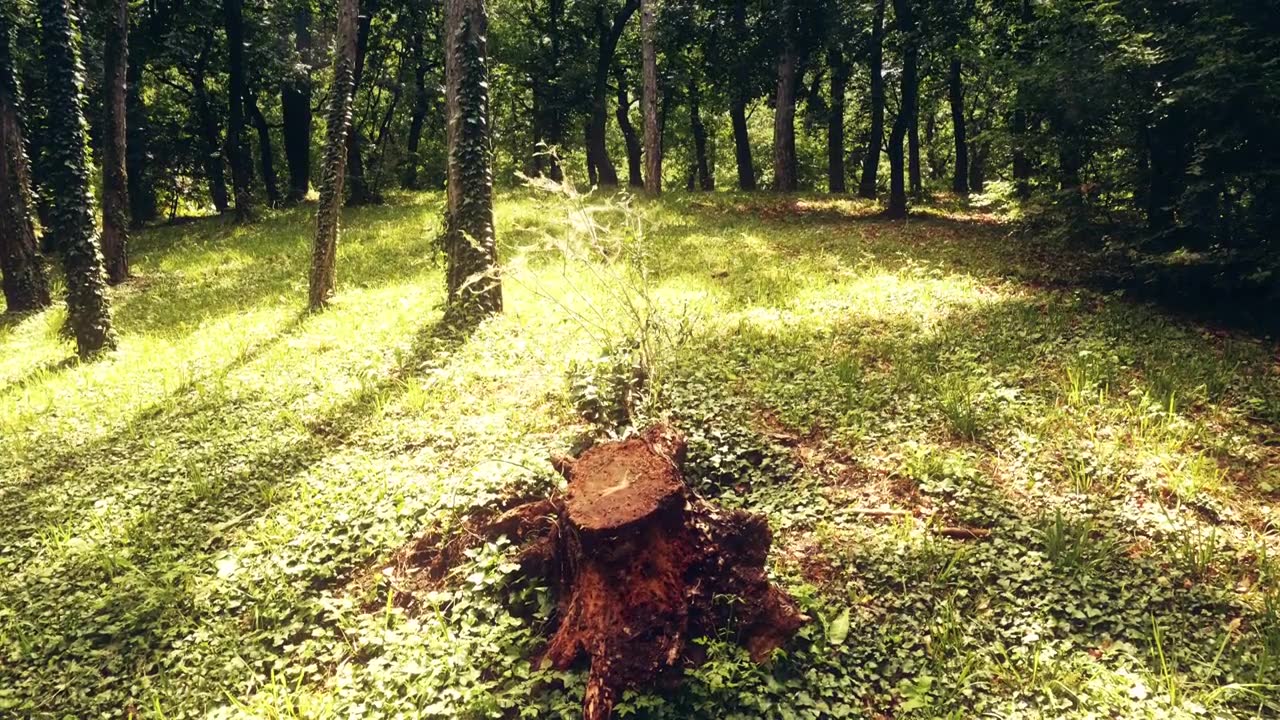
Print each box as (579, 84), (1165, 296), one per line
(403, 28), (430, 189)
(37, 0), (117, 356)
(443, 0), (501, 322)
(586, 0), (638, 188)
(772, 0), (798, 193)
(689, 81), (712, 191)
(614, 64), (644, 188)
(483, 426), (806, 720)
(858, 0), (885, 199)
(309, 0), (359, 310)
(1011, 0), (1032, 199)
(728, 0), (755, 191)
(0, 28), (52, 313)
(101, 0), (130, 284)
(969, 140), (986, 193)
(908, 109), (921, 195)
(224, 0), (254, 222)
(827, 46), (847, 193)
(948, 57), (968, 195)
(640, 0), (661, 194)
(193, 58), (230, 214)
(247, 89), (281, 207)
(345, 1), (381, 206)
(124, 17), (155, 226)
(886, 0), (917, 219)
(282, 5), (313, 203)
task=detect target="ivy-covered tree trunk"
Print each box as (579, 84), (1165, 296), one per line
(828, 46), (848, 193)
(858, 0), (885, 199)
(101, 0), (130, 283)
(640, 0), (661, 194)
(281, 4), (313, 203)
(37, 0), (117, 355)
(442, 0), (501, 322)
(308, 0), (359, 310)
(771, 0), (798, 192)
(0, 26), (52, 314)
(886, 0), (917, 219)
(224, 0), (254, 222)
(949, 58), (969, 195)
(613, 64), (644, 188)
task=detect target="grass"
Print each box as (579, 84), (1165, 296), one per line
(1, 189), (1278, 718)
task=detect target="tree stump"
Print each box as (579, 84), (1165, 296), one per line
(527, 425), (807, 720)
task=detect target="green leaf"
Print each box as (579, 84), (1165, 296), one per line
(826, 608), (850, 646)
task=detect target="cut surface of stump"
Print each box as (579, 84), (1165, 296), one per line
(534, 424), (806, 720)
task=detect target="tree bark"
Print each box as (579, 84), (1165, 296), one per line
(886, 0), (917, 219)
(586, 0), (639, 188)
(101, 0), (130, 284)
(247, 89), (281, 207)
(858, 0), (885, 199)
(827, 46), (847, 193)
(403, 27), (430, 189)
(908, 108), (921, 195)
(969, 140), (987, 193)
(37, 0), (117, 355)
(124, 1), (157, 226)
(728, 0), (755, 191)
(771, 0), (798, 192)
(191, 40), (230, 214)
(443, 0), (501, 322)
(0, 27), (52, 313)
(224, 0), (254, 221)
(345, 1), (381, 206)
(948, 57), (968, 195)
(640, 0), (661, 194)
(689, 81), (712, 191)
(281, 4), (313, 203)
(309, 0), (359, 310)
(613, 64), (644, 188)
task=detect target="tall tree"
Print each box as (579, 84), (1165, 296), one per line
(640, 0), (661, 193)
(1010, 0), (1032, 198)
(857, 0), (885, 198)
(725, 0), (756, 190)
(308, 0), (359, 309)
(442, 0), (501, 321)
(101, 0), (130, 283)
(771, 0), (798, 192)
(345, 0), (380, 205)
(282, 2), (313, 203)
(247, 86), (281, 206)
(828, 45), (848, 193)
(402, 22), (431, 189)
(586, 0), (639, 188)
(38, 0), (117, 355)
(613, 63), (644, 187)
(688, 79), (712, 190)
(948, 57), (968, 195)
(0, 24), (51, 313)
(224, 0), (254, 221)
(886, 0), (917, 218)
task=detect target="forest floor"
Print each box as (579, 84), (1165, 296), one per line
(1, 189), (1278, 719)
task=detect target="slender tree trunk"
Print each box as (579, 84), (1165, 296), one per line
(1011, 0), (1032, 199)
(886, 0), (916, 219)
(443, 0), (501, 321)
(282, 5), (312, 203)
(124, 13), (155, 226)
(828, 47), (847, 193)
(772, 0), (798, 192)
(37, 0), (117, 355)
(247, 89), (281, 207)
(194, 57), (230, 213)
(969, 141), (986, 193)
(948, 58), (968, 195)
(403, 28), (429, 188)
(858, 0), (885, 199)
(640, 0), (661, 194)
(689, 81), (712, 191)
(614, 64), (644, 188)
(224, 0), (254, 221)
(101, 0), (130, 283)
(0, 27), (52, 313)
(728, 0), (755, 191)
(908, 110), (921, 194)
(345, 1), (380, 206)
(587, 0), (637, 188)
(309, 0), (359, 310)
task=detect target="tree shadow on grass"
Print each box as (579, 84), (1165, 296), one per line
(0, 313), (478, 715)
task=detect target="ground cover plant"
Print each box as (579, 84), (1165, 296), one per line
(1, 189), (1277, 718)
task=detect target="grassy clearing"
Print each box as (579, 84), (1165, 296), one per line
(0, 190), (1277, 718)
